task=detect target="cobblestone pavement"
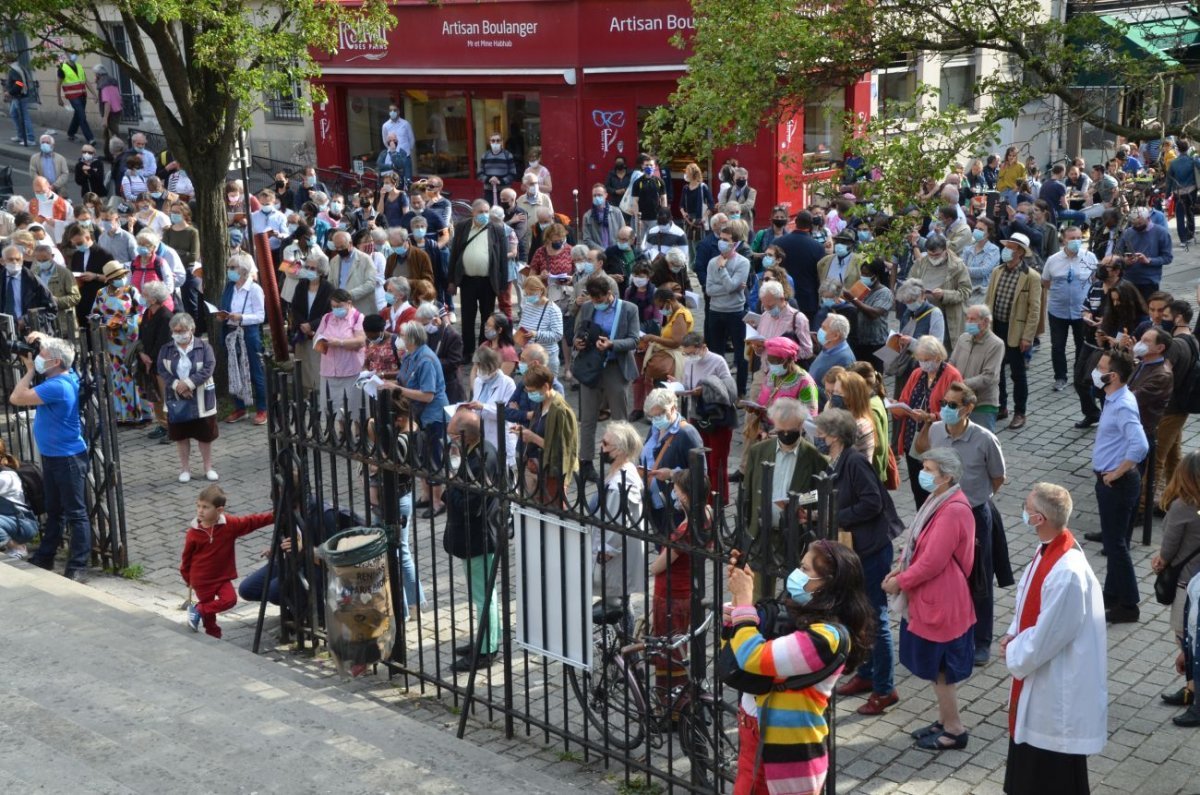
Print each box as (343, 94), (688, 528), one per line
(8, 125), (1198, 790)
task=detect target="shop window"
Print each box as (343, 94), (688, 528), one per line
(266, 63), (304, 123)
(344, 92), (394, 164)
(939, 56), (977, 113)
(406, 92), (470, 180)
(803, 91), (844, 174)
(471, 92), (540, 169)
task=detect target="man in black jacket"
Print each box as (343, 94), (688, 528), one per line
(68, 226), (112, 327)
(449, 198), (508, 360)
(772, 210), (825, 318)
(0, 245), (56, 333)
(442, 410), (503, 672)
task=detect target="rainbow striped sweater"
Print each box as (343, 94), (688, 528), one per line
(726, 605), (846, 795)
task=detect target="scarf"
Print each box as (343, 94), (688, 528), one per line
(890, 484), (962, 622)
(226, 325), (253, 407)
(1008, 529), (1076, 735)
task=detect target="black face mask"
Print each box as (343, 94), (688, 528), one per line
(615, 163), (626, 171)
(275, 180), (285, 189)
(772, 219), (786, 228)
(735, 179), (747, 188)
(776, 429), (801, 446)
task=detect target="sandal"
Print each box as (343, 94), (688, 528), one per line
(909, 721), (943, 740)
(915, 730), (968, 751)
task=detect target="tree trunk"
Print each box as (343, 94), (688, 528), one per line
(189, 156), (232, 394)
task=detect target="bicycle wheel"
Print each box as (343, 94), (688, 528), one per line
(567, 626), (645, 750)
(678, 695), (738, 789)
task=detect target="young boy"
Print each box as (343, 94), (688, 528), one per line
(180, 485), (274, 638)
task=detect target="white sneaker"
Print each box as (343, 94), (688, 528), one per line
(178, 471), (191, 483)
(205, 469), (219, 481)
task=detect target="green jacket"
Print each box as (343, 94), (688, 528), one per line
(541, 391), (579, 482)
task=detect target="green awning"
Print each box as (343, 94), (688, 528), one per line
(1100, 14), (1200, 67)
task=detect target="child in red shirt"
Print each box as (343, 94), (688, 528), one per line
(180, 485), (274, 638)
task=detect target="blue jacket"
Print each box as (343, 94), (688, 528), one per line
(1117, 223), (1173, 287)
(694, 232), (720, 288)
(772, 231), (825, 317)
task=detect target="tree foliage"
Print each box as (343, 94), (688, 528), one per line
(4, 0), (393, 299)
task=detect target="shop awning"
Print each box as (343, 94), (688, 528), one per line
(1099, 11), (1200, 68)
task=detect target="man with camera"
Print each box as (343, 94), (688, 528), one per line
(8, 334), (92, 581)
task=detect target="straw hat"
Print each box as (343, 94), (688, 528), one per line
(101, 260), (129, 282)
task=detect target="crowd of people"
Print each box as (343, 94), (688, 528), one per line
(6, 110), (1200, 794)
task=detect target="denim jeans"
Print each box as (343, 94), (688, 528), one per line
(9, 97), (34, 144)
(1096, 470), (1141, 609)
(973, 410), (997, 432)
(971, 501), (995, 648)
(0, 511), (39, 547)
(31, 452), (92, 573)
(1048, 314), (1087, 383)
(238, 564), (283, 605)
(234, 324), (268, 412)
(856, 542), (895, 695)
(1057, 209), (1089, 227)
(396, 490), (426, 618)
(67, 96), (94, 142)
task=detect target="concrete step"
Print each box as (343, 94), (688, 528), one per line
(0, 561), (568, 794)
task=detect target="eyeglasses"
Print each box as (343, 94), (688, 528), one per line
(489, 138), (502, 144)
(939, 400), (963, 410)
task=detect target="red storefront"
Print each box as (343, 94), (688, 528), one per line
(312, 0), (871, 213)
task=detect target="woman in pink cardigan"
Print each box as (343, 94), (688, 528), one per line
(883, 447), (976, 752)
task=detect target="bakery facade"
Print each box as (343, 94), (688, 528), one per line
(312, 0), (872, 212)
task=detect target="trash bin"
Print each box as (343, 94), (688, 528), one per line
(317, 526), (396, 674)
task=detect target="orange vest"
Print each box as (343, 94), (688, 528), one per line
(30, 196), (69, 223)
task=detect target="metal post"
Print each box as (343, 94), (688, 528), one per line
(1141, 437), (1156, 546)
(377, 392), (407, 665)
(494, 400), (515, 738)
(685, 447), (709, 789)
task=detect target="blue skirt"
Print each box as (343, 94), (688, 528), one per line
(898, 620), (974, 684)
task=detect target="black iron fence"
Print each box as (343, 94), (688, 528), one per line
(258, 364), (841, 793)
(0, 314), (128, 570)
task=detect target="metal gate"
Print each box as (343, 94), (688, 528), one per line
(260, 365), (839, 794)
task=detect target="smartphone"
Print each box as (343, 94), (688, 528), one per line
(732, 549), (749, 569)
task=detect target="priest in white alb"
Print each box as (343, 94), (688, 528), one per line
(1001, 482), (1107, 795)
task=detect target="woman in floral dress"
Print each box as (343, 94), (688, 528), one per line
(91, 260), (150, 423)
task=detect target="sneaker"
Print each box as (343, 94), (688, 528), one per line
(8, 137), (19, 143)
(186, 603), (202, 632)
(973, 647), (990, 666)
(253, 411), (268, 425)
(205, 469), (219, 481)
(224, 410), (247, 423)
(1053, 379), (1068, 392)
(6, 546), (27, 560)
(178, 471), (191, 483)
(147, 425), (167, 439)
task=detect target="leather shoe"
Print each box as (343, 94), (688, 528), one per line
(835, 674), (874, 697)
(1006, 414), (1026, 430)
(1074, 417), (1098, 429)
(1105, 606), (1140, 624)
(451, 652), (498, 673)
(729, 471), (744, 484)
(1173, 707), (1200, 727)
(973, 647), (990, 666)
(856, 690), (899, 715)
(1162, 687), (1194, 707)
(1083, 531), (1103, 543)
(997, 408), (1009, 420)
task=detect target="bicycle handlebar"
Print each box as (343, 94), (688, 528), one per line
(622, 610), (715, 656)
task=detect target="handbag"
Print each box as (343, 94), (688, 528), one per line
(643, 343), (676, 382)
(166, 373), (217, 424)
(618, 182), (638, 216)
(1154, 546), (1200, 605)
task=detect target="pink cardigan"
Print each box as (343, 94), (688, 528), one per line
(896, 490), (976, 642)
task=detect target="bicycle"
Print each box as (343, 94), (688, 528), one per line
(567, 599), (737, 788)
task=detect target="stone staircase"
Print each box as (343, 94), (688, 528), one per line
(0, 562), (566, 794)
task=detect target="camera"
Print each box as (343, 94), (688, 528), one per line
(10, 338), (39, 358)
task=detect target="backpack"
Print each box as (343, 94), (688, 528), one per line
(1173, 333), (1200, 414)
(4, 463), (45, 517)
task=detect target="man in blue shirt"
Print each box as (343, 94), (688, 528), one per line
(1119, 146), (1143, 175)
(1116, 206), (1173, 303)
(773, 210), (826, 318)
(391, 321), (449, 519)
(9, 334), (91, 581)
(1167, 139), (1197, 244)
(809, 313), (856, 401)
(1088, 349), (1149, 624)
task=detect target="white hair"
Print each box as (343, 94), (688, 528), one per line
(570, 244), (590, 261)
(370, 227), (388, 244)
(819, 277), (843, 297)
(1030, 482), (1073, 527)
(666, 250), (687, 270)
(521, 342), (549, 365)
(914, 334), (947, 360)
(895, 279), (925, 304)
(823, 313), (850, 340)
(644, 387), (678, 415)
(136, 229), (161, 248)
(414, 302), (441, 323)
(141, 281), (171, 304)
(39, 336), (75, 369)
(966, 304), (992, 324)
(759, 280), (785, 301)
(6, 196), (29, 214)
(921, 447), (962, 483)
(387, 227), (409, 243)
(766, 397), (807, 426)
(169, 312), (196, 332)
(604, 420), (644, 461)
(400, 320), (427, 348)
(387, 276), (410, 298)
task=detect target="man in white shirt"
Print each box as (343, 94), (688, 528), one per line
(251, 188), (289, 260)
(515, 173), (553, 233)
(643, 207), (688, 262)
(381, 103), (415, 162)
(97, 207), (137, 264)
(1002, 482), (1106, 795)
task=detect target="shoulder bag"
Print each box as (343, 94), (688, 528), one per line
(1155, 545), (1200, 605)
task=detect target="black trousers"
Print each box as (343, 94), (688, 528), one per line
(1074, 346), (1103, 422)
(994, 319), (1028, 415)
(459, 275), (496, 360)
(1176, 190), (1196, 243)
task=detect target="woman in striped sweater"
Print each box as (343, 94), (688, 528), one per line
(725, 541), (875, 795)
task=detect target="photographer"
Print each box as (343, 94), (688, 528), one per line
(8, 334), (92, 581)
(723, 541), (874, 795)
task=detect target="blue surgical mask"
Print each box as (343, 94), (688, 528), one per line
(857, 230), (871, 242)
(729, 213), (741, 221)
(39, 142), (52, 154)
(331, 306), (348, 318)
(859, 276), (873, 288)
(834, 243), (849, 257)
(768, 306), (782, 318)
(33, 355), (48, 374)
(412, 228), (427, 240)
(111, 277), (128, 288)
(170, 213), (184, 225)
(136, 246), (150, 256)
(651, 414), (672, 431)
(424, 322), (438, 334)
(593, 196), (605, 207)
(527, 390), (545, 404)
(906, 300), (923, 312)
(517, 362), (529, 374)
(228, 270), (240, 282)
(762, 255), (776, 268)
(820, 298), (835, 309)
(1022, 509), (1039, 528)
(972, 229), (986, 242)
(965, 322), (981, 336)
(1065, 239), (1082, 254)
(940, 406), (961, 425)
(768, 363), (787, 376)
(717, 240), (733, 254)
(785, 568), (819, 605)
(525, 295), (541, 306)
(297, 268), (317, 280)
(618, 242), (631, 252)
(1001, 247), (1014, 263)
(917, 470), (938, 492)
(592, 301), (610, 312)
(304, 176), (316, 187)
(817, 328), (828, 346)
(475, 213), (490, 226)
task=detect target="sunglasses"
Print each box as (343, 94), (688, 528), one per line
(938, 400), (963, 410)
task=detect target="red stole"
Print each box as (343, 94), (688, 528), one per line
(1009, 529), (1075, 735)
